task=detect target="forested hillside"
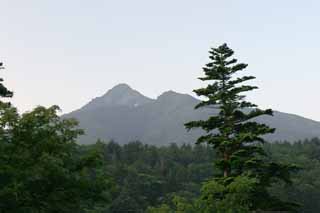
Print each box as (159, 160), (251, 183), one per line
(84, 139), (320, 212)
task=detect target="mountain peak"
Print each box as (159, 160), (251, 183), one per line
(158, 90), (195, 99)
(102, 83), (140, 97)
(108, 83), (132, 93)
(81, 84), (154, 111)
(102, 83), (135, 97)
(156, 90), (198, 106)
(160, 90), (179, 96)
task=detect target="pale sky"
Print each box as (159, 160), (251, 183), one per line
(1, 0), (320, 121)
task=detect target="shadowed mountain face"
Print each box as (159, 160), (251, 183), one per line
(65, 84), (320, 145)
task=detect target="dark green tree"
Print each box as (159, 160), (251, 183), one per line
(0, 104), (114, 213)
(0, 62), (114, 212)
(0, 62), (13, 98)
(185, 44), (298, 211)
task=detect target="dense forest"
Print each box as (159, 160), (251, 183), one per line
(1, 44), (320, 212)
(85, 139), (320, 212)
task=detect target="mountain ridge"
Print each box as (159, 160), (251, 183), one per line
(64, 84), (320, 145)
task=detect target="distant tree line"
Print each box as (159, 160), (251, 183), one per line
(83, 138), (320, 212)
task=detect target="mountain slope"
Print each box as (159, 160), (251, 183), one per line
(64, 84), (320, 145)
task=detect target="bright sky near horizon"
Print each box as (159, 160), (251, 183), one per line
(1, 0), (320, 120)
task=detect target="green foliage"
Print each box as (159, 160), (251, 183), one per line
(198, 175), (257, 213)
(0, 62), (13, 98)
(147, 204), (172, 213)
(265, 139), (320, 212)
(147, 196), (197, 213)
(84, 139), (320, 212)
(0, 104), (113, 213)
(184, 43), (298, 211)
(98, 140), (216, 211)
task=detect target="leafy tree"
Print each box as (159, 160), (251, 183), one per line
(147, 204), (172, 213)
(0, 104), (113, 213)
(147, 196), (197, 213)
(198, 175), (257, 213)
(185, 43), (297, 211)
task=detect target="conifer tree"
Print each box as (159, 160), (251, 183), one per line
(0, 62), (13, 98)
(185, 44), (298, 211)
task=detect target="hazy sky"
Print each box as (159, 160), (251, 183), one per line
(1, 0), (320, 120)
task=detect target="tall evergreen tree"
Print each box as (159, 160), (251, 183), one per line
(185, 44), (298, 211)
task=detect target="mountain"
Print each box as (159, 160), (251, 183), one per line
(80, 83), (153, 111)
(64, 84), (320, 145)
